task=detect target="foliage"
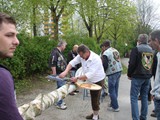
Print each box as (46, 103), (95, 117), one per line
(15, 79), (32, 94)
(15, 74), (50, 94)
(0, 34), (55, 79)
(63, 34), (101, 56)
(0, 33), (101, 80)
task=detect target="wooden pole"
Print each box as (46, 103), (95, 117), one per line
(18, 83), (77, 120)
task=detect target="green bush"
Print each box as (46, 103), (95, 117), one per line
(0, 33), (117, 80)
(63, 34), (101, 57)
(0, 34), (56, 79)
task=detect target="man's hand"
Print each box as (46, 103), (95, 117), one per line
(59, 71), (67, 78)
(70, 77), (78, 83)
(59, 64), (72, 78)
(151, 95), (155, 100)
(128, 77), (131, 80)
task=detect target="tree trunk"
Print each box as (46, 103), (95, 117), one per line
(88, 27), (93, 37)
(54, 18), (59, 40)
(19, 84), (77, 120)
(33, 23), (37, 36)
(96, 35), (102, 44)
(51, 11), (59, 40)
(33, 6), (37, 36)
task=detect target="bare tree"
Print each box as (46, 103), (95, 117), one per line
(135, 0), (159, 34)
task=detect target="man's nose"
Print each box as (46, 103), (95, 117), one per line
(13, 37), (20, 46)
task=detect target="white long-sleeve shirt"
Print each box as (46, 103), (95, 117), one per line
(151, 52), (160, 100)
(69, 51), (105, 83)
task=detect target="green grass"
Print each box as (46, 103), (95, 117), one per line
(15, 79), (32, 94)
(15, 74), (50, 95)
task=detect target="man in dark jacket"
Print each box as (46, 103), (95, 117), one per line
(48, 40), (67, 110)
(127, 34), (153, 120)
(67, 44), (80, 95)
(67, 44), (80, 77)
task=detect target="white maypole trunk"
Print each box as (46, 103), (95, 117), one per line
(18, 83), (77, 120)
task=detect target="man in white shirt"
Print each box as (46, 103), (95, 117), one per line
(59, 44), (105, 120)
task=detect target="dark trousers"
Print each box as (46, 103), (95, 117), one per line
(90, 80), (104, 111)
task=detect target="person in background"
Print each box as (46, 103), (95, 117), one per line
(138, 38), (156, 105)
(101, 40), (122, 112)
(127, 34), (153, 120)
(59, 44), (105, 120)
(67, 44), (80, 95)
(0, 12), (23, 120)
(100, 44), (106, 57)
(148, 38), (158, 117)
(150, 30), (160, 120)
(100, 44), (108, 97)
(48, 40), (67, 110)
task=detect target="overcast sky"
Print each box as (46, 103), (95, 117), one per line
(151, 0), (160, 29)
(153, 0), (160, 12)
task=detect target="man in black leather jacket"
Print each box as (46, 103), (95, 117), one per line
(127, 34), (153, 120)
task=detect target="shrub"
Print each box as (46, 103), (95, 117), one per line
(0, 33), (101, 80)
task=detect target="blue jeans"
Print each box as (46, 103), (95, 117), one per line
(130, 78), (150, 120)
(108, 72), (121, 109)
(154, 99), (160, 120)
(56, 80), (66, 106)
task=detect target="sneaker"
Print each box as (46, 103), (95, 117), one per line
(56, 104), (67, 110)
(55, 102), (66, 106)
(86, 114), (99, 120)
(74, 90), (79, 93)
(69, 92), (77, 95)
(107, 107), (120, 112)
(150, 112), (156, 117)
(62, 102), (66, 105)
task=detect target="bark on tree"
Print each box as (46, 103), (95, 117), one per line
(18, 83), (77, 120)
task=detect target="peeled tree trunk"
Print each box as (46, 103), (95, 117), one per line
(18, 67), (84, 120)
(18, 83), (77, 120)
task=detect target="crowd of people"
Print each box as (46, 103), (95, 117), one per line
(0, 12), (160, 120)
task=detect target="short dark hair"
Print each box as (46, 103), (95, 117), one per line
(0, 12), (16, 29)
(77, 44), (90, 53)
(102, 40), (111, 47)
(150, 30), (160, 42)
